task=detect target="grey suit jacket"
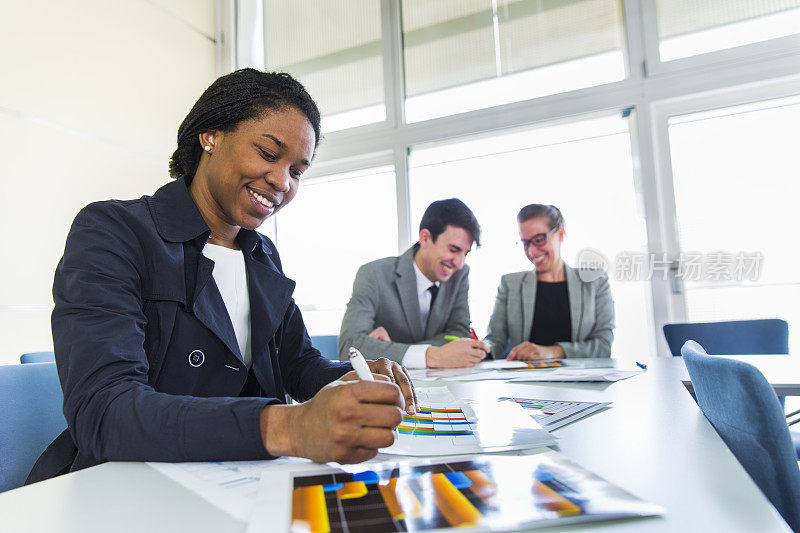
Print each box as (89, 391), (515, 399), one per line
(338, 246), (471, 363)
(484, 265), (614, 358)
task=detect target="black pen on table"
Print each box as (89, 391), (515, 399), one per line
(635, 361), (648, 370)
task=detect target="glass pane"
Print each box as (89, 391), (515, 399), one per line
(656, 0), (800, 61)
(264, 0), (386, 133)
(408, 115), (653, 363)
(668, 97), (800, 353)
(402, 0), (626, 123)
(274, 167), (398, 335)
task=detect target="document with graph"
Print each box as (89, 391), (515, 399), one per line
(507, 367), (642, 382)
(381, 387), (556, 456)
(498, 397), (611, 430)
(248, 451), (663, 532)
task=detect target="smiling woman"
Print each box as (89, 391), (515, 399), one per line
(27, 69), (418, 485)
(484, 203), (616, 360)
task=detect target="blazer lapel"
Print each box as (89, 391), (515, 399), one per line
(227, 229), (295, 398)
(396, 249), (424, 336)
(192, 254), (244, 364)
(521, 271), (537, 343)
(246, 254), (295, 364)
(565, 265), (583, 342)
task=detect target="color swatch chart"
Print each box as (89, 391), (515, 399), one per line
(281, 453), (663, 532)
(397, 406), (474, 437)
(382, 388), (556, 456)
(498, 397), (611, 431)
(507, 360), (565, 369)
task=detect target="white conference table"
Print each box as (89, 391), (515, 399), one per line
(0, 356), (794, 532)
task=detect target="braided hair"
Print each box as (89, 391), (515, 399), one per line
(169, 68), (321, 179)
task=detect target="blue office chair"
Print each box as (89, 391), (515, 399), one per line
(20, 351), (55, 364)
(310, 335), (339, 361)
(682, 340), (800, 532)
(663, 319), (789, 357)
(0, 363), (67, 492)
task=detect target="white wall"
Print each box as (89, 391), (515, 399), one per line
(0, 0), (218, 364)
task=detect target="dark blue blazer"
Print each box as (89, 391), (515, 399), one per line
(28, 177), (350, 483)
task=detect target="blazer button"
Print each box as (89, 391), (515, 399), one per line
(188, 350), (205, 367)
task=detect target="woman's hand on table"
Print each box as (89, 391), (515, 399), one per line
(507, 342), (565, 361)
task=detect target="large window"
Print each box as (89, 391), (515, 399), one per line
(263, 0), (385, 132)
(254, 0), (800, 357)
(402, 0), (627, 122)
(656, 0), (800, 61)
(668, 96), (800, 353)
(408, 116), (653, 362)
(274, 167), (398, 335)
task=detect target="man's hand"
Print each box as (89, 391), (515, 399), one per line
(260, 378), (403, 464)
(340, 357), (418, 414)
(507, 342), (566, 361)
(368, 327), (391, 342)
(425, 338), (489, 368)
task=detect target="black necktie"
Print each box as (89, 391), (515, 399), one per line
(428, 284), (439, 308)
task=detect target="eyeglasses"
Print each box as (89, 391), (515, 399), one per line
(519, 224), (561, 249)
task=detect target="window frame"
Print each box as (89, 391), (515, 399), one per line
(225, 0), (800, 355)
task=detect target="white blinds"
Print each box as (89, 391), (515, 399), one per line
(401, 0), (625, 97)
(264, 0), (384, 116)
(656, 0), (800, 39)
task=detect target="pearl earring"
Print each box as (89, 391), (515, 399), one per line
(204, 145), (211, 152)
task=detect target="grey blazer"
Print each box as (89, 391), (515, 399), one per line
(484, 265), (614, 358)
(338, 246), (471, 363)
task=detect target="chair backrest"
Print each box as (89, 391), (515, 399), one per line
(663, 319), (789, 356)
(682, 340), (800, 531)
(310, 335), (339, 361)
(0, 363), (67, 492)
(20, 351), (55, 364)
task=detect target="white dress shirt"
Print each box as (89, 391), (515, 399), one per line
(202, 243), (252, 368)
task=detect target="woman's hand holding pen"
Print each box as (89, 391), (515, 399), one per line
(259, 378), (404, 464)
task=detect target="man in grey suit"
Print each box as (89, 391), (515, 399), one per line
(339, 199), (490, 368)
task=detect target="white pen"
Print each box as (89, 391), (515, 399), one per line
(349, 346), (400, 442)
(348, 347), (374, 381)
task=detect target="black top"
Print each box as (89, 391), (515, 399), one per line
(529, 281), (572, 345)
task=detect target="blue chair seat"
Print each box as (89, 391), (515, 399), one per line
(663, 319), (789, 357)
(0, 363), (67, 492)
(682, 341), (800, 531)
(20, 351), (55, 364)
(310, 335), (339, 361)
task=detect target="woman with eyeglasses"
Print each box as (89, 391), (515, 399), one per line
(484, 204), (615, 360)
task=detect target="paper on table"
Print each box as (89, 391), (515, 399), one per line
(412, 359), (618, 382)
(381, 387), (556, 456)
(148, 457), (323, 522)
(498, 397), (612, 430)
(407, 360), (565, 381)
(508, 367), (643, 382)
(248, 451), (664, 533)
